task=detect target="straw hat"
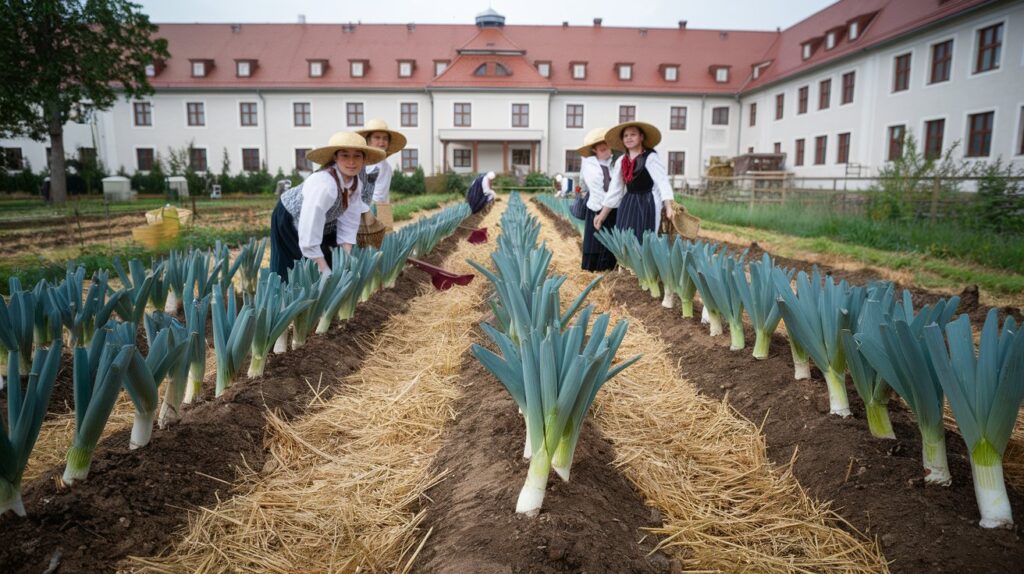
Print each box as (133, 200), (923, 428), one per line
(356, 119), (407, 157)
(306, 132), (387, 166)
(577, 126), (611, 157)
(604, 121), (662, 151)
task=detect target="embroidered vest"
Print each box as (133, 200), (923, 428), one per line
(280, 168), (351, 233)
(625, 150), (655, 195)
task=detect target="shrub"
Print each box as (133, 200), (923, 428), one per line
(524, 171), (552, 189)
(391, 165), (426, 195)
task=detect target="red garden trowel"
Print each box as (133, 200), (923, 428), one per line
(407, 258), (475, 291)
(458, 225), (489, 244)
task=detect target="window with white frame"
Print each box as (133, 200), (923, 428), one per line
(191, 61), (207, 77)
(401, 102), (418, 127)
(347, 102), (364, 127)
(849, 21), (859, 41)
(802, 44), (812, 60)
(715, 67), (729, 83)
(434, 60), (448, 76)
(293, 102), (311, 127)
(186, 102), (205, 126)
(309, 60), (324, 77)
(236, 60), (252, 77)
(398, 60), (414, 77)
(241, 148), (260, 171)
(133, 102), (152, 126)
(239, 102), (258, 127)
(664, 65), (678, 81)
(565, 104), (584, 128)
(350, 61), (365, 77)
(145, 64), (156, 77)
(618, 63), (633, 81)
(453, 149), (471, 168)
(401, 149), (419, 171)
(572, 63), (586, 80)
(512, 103), (529, 128)
(826, 32), (836, 50)
(537, 61), (550, 77)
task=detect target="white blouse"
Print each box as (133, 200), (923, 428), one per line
(366, 160), (394, 203)
(602, 150), (674, 210)
(297, 168), (367, 260)
(581, 155), (613, 212)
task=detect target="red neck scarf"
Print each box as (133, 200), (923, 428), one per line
(621, 152), (641, 183)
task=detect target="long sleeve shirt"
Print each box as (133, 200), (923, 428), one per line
(296, 168), (365, 260)
(367, 160), (394, 203)
(601, 150), (674, 210)
(581, 155), (613, 212)
(482, 175), (496, 199)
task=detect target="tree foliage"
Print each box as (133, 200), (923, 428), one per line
(0, 0), (169, 202)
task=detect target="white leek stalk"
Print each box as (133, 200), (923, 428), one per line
(971, 441), (1012, 528)
(274, 331), (288, 353)
(790, 339), (810, 379)
(516, 444), (550, 517)
(164, 291), (178, 314)
(661, 291), (674, 309)
(921, 425), (952, 485)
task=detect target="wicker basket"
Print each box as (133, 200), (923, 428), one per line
(357, 213), (387, 249)
(133, 209), (182, 249)
(671, 207), (701, 239)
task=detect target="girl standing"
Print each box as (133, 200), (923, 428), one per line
(577, 126), (618, 272)
(269, 132), (385, 279)
(594, 121), (675, 241)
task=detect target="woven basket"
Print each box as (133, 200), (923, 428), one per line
(672, 207), (701, 239)
(357, 214), (387, 249)
(145, 206), (193, 227)
(133, 209), (181, 249)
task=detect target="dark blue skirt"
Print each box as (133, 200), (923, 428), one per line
(615, 190), (656, 243)
(582, 207), (617, 272)
(269, 202), (336, 281)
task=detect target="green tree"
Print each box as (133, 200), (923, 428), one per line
(0, 0), (169, 203)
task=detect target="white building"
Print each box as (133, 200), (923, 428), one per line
(1, 0), (1021, 188)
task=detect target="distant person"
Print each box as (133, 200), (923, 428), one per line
(594, 121), (675, 242)
(554, 174), (574, 198)
(40, 177), (51, 203)
(577, 127), (617, 272)
(269, 132), (385, 279)
(466, 171), (497, 214)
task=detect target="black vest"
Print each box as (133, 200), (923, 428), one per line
(625, 150), (655, 194)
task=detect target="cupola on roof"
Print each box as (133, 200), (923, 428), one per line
(475, 8), (505, 28)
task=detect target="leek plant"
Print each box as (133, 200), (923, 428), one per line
(330, 248), (383, 322)
(236, 237), (269, 296)
(473, 310), (639, 516)
(210, 284), (256, 396)
(249, 271), (314, 378)
(854, 292), (960, 485)
(30, 280), (54, 347)
(182, 294), (211, 403)
(774, 269), (853, 416)
(145, 314), (197, 429)
(1, 343), (62, 517)
(736, 254), (788, 359)
(643, 232), (675, 306)
(115, 322), (189, 449)
(4, 288), (36, 371)
(163, 250), (189, 314)
(666, 238), (698, 318)
(213, 240), (245, 294)
(696, 251), (746, 350)
(184, 248), (222, 303)
(925, 309), (1024, 528)
(111, 257), (161, 328)
(840, 297), (896, 439)
(688, 246), (726, 337)
(63, 323), (134, 485)
(146, 258), (171, 314)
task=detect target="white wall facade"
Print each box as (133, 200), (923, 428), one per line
(739, 1), (1024, 178)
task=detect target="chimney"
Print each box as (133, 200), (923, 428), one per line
(230, 23), (241, 33)
(297, 14), (306, 24)
(407, 22), (416, 31)
(593, 18), (602, 27)
(639, 28), (648, 37)
(678, 20), (687, 30)
(562, 21), (569, 28)
(719, 31), (729, 40)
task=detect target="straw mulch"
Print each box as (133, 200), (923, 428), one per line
(527, 202), (889, 573)
(130, 204), (504, 573)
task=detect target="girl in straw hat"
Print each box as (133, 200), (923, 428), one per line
(578, 126), (618, 272)
(594, 121), (675, 242)
(269, 131), (386, 279)
(356, 119), (407, 205)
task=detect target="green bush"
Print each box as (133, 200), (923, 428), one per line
(971, 158), (1024, 234)
(443, 170), (470, 195)
(524, 171), (553, 189)
(0, 167), (45, 195)
(391, 165), (426, 195)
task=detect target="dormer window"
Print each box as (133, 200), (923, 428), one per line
(711, 66), (729, 83)
(144, 60), (165, 78)
(434, 60), (449, 76)
(849, 21), (860, 41)
(190, 59), (213, 78)
(826, 32), (836, 50)
(473, 62), (512, 77)
(662, 65), (678, 81)
(350, 60), (367, 78)
(571, 62), (587, 80)
(308, 60), (327, 78)
(617, 63), (633, 81)
(802, 43), (813, 60)
(398, 60), (414, 78)
(536, 61), (551, 78)
(235, 59), (255, 77)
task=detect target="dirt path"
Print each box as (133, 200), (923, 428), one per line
(0, 212), (482, 574)
(535, 200), (1024, 574)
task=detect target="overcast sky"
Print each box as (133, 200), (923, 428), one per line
(136, 0), (837, 31)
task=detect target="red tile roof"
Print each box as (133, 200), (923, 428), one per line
(742, 0), (995, 92)
(146, 1), (993, 94)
